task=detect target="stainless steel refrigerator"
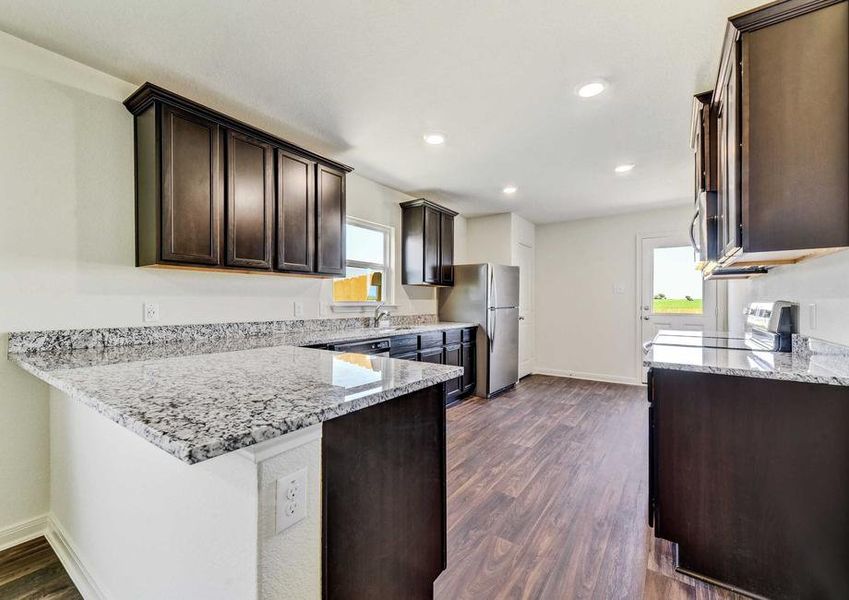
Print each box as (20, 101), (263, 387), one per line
(438, 264), (519, 398)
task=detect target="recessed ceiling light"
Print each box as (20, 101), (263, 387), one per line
(423, 133), (445, 145)
(503, 185), (518, 195)
(614, 163), (636, 174)
(576, 80), (607, 98)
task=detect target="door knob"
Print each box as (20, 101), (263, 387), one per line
(642, 316), (650, 321)
(642, 305), (650, 311)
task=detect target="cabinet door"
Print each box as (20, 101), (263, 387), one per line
(440, 213), (454, 285)
(418, 347), (444, 364)
(160, 105), (221, 265)
(444, 344), (462, 400)
(719, 41), (742, 261)
(225, 130), (274, 269)
(461, 341), (476, 394)
(423, 206), (441, 284)
(316, 164), (346, 275)
(276, 150), (315, 272)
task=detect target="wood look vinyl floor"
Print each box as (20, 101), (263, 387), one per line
(435, 375), (744, 600)
(0, 537), (81, 600)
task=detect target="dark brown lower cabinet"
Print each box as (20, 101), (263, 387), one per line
(418, 347), (444, 364)
(387, 327), (477, 405)
(460, 341), (475, 396)
(649, 368), (849, 600)
(322, 384), (446, 600)
(443, 344), (462, 403)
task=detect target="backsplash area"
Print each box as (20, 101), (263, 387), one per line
(7, 314), (439, 354)
(727, 249), (849, 346)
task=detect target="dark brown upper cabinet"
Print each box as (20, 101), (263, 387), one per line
(693, 0), (849, 279)
(276, 150), (315, 273)
(315, 164), (346, 276)
(225, 130), (274, 269)
(125, 83), (352, 276)
(158, 104), (222, 265)
(400, 199), (458, 287)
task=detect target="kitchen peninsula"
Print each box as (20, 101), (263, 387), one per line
(8, 318), (472, 600)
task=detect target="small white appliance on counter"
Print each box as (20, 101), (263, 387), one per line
(438, 263), (519, 398)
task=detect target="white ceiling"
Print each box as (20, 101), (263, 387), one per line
(0, 0), (757, 223)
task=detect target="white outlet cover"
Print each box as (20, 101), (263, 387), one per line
(809, 303), (817, 330)
(143, 302), (160, 323)
(276, 467), (308, 534)
(293, 301), (304, 317)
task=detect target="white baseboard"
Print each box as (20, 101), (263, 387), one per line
(44, 514), (108, 600)
(0, 514), (48, 552)
(533, 367), (644, 387)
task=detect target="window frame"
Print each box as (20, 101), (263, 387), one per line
(331, 216), (394, 306)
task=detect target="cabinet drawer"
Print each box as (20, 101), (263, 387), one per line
(390, 335), (418, 357)
(444, 329), (461, 345)
(461, 327), (475, 342)
(393, 351), (418, 362)
(419, 331), (443, 349)
(418, 347), (444, 364)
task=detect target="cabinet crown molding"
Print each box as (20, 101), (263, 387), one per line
(399, 198), (459, 217)
(124, 82), (353, 174)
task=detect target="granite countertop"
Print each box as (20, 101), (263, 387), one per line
(644, 330), (849, 387)
(9, 320), (475, 464)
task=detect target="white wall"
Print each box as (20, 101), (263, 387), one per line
(535, 205), (693, 384)
(464, 214), (513, 265)
(50, 390), (260, 599)
(0, 32), (445, 536)
(726, 250), (849, 345)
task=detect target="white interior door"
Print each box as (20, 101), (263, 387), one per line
(639, 235), (717, 383)
(516, 242), (535, 378)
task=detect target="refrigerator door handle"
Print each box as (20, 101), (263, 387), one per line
(489, 267), (496, 351)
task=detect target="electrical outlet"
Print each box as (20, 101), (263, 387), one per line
(143, 302), (160, 323)
(293, 301), (304, 318)
(276, 468), (307, 533)
(809, 303), (817, 330)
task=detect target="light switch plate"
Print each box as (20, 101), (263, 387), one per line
(276, 468), (308, 533)
(143, 302), (160, 323)
(808, 303), (817, 330)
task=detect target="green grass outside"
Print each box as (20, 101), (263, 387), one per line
(653, 298), (703, 314)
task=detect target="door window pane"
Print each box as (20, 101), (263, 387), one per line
(652, 246), (703, 314)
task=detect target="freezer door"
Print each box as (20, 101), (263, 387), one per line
(488, 306), (519, 395)
(437, 264), (489, 326)
(491, 264), (519, 309)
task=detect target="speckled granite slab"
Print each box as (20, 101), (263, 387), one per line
(644, 332), (849, 386)
(7, 314), (440, 354)
(8, 318), (474, 464)
(12, 344), (462, 464)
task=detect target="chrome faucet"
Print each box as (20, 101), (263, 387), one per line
(373, 302), (391, 328)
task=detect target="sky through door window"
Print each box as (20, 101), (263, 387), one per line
(332, 219), (392, 303)
(652, 246), (703, 314)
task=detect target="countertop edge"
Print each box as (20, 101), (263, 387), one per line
(12, 350), (464, 465)
(643, 358), (849, 387)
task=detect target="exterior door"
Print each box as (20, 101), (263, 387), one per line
(639, 235), (717, 383)
(516, 241), (535, 378)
